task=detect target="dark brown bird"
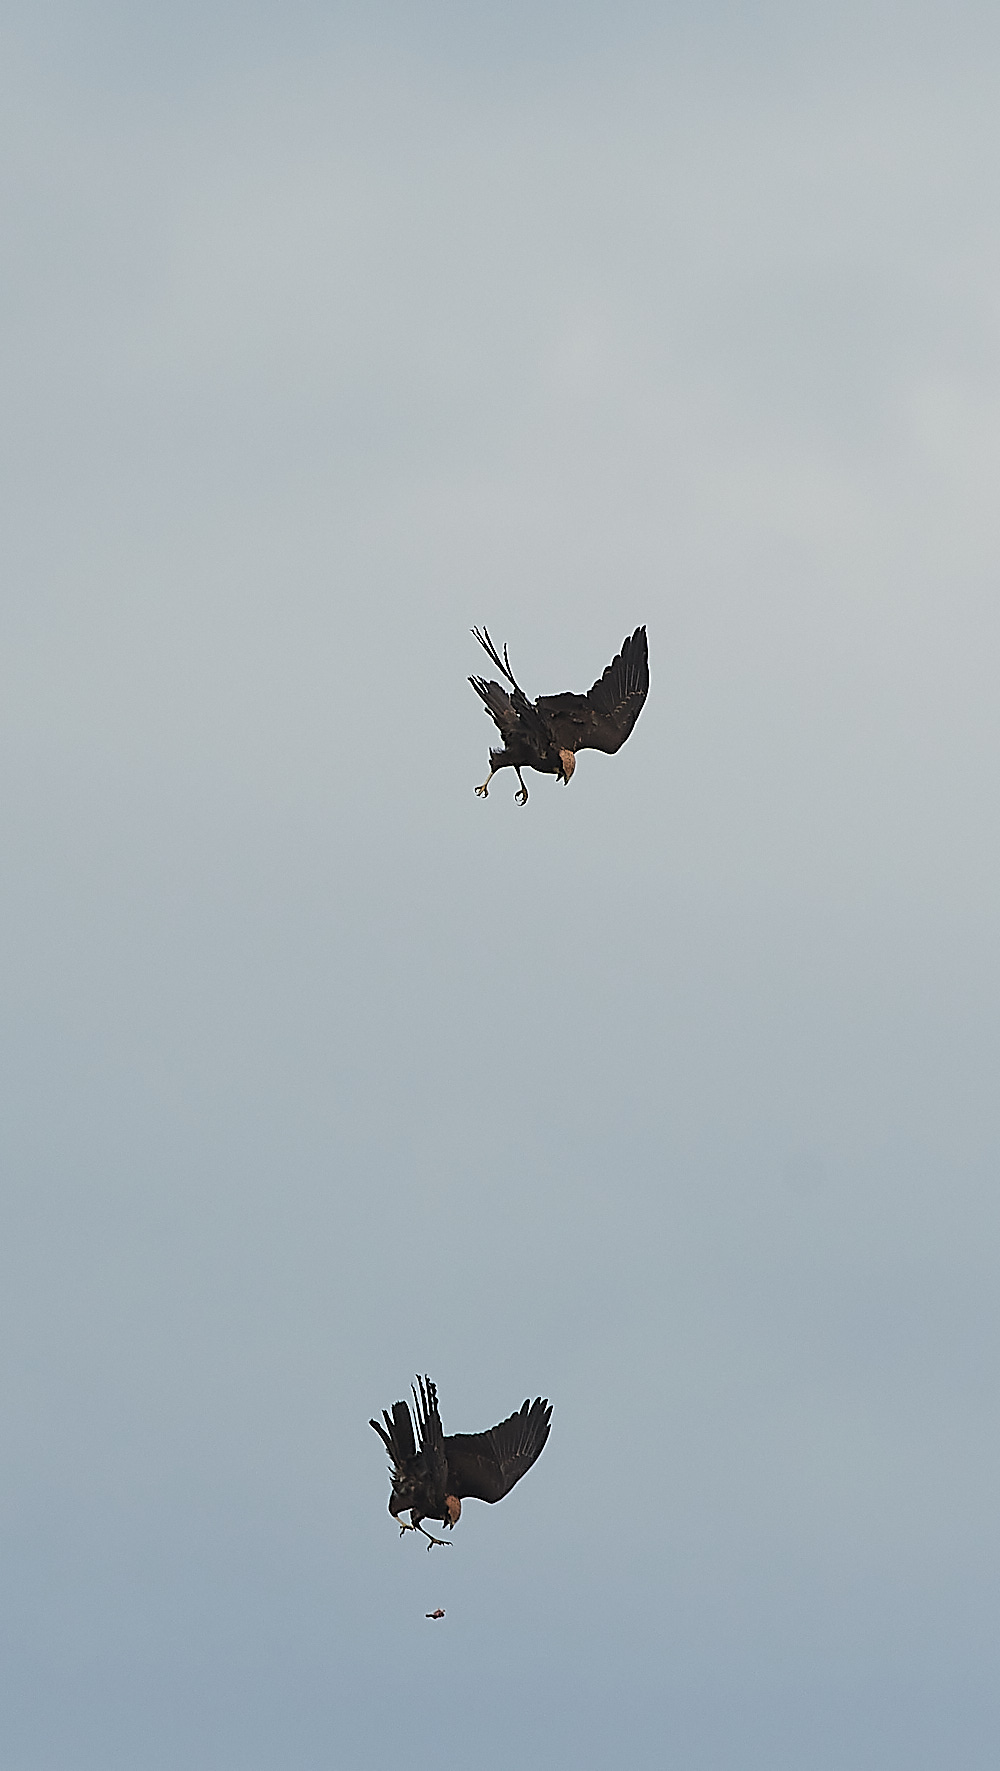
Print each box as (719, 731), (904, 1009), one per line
(470, 625), (649, 804)
(370, 1376), (552, 1549)
(425, 1609), (446, 1619)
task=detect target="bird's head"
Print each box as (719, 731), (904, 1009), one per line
(445, 1495), (462, 1527)
(557, 748), (576, 784)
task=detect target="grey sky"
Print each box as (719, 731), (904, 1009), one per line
(2, 3), (1000, 1767)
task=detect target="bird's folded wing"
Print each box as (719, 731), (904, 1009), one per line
(470, 628), (553, 744)
(413, 1375), (448, 1492)
(469, 675), (522, 738)
(535, 625), (648, 754)
(369, 1399), (416, 1464)
(444, 1397), (552, 1503)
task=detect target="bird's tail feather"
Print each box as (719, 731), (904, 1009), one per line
(471, 626), (516, 684)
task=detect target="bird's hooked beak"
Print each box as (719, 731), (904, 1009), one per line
(558, 748), (576, 784)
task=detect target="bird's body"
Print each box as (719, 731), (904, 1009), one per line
(470, 625), (648, 803)
(370, 1376), (552, 1548)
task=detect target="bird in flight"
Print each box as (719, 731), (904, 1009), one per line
(370, 1376), (552, 1549)
(470, 625), (648, 804)
(425, 1609), (446, 1620)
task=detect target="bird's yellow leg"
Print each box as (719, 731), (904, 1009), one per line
(416, 1524), (452, 1551)
(397, 1512), (451, 1549)
(514, 769), (528, 806)
(474, 771), (493, 798)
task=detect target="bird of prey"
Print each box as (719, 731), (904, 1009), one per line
(470, 624), (648, 804)
(370, 1376), (552, 1549)
(425, 1609), (446, 1620)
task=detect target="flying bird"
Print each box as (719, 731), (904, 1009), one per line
(470, 624), (648, 804)
(370, 1376), (552, 1549)
(425, 1609), (446, 1620)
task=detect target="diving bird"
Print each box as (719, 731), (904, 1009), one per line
(370, 1376), (552, 1549)
(470, 624), (648, 804)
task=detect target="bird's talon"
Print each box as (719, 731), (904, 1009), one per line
(413, 1520), (452, 1549)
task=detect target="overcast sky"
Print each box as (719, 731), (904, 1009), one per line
(2, 3), (1000, 1767)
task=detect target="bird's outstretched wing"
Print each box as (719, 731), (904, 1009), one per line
(535, 626), (648, 754)
(444, 1397), (552, 1504)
